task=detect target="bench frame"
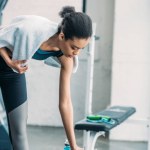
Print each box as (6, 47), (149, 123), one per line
(83, 131), (105, 150)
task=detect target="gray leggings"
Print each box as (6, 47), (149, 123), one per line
(8, 101), (29, 150)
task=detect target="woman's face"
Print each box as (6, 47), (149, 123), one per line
(59, 33), (90, 58)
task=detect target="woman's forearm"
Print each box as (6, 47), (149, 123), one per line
(0, 47), (12, 66)
(59, 99), (77, 150)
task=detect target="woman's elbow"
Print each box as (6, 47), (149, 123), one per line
(58, 98), (71, 111)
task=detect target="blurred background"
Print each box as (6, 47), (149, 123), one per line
(0, 0), (149, 149)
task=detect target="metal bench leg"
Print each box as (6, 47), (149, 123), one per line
(83, 131), (105, 150)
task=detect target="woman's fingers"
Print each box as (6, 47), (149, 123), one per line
(12, 60), (28, 74)
(17, 65), (28, 74)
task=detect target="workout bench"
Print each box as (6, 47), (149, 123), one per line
(75, 106), (136, 150)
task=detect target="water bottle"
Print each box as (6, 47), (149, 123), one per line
(64, 139), (71, 150)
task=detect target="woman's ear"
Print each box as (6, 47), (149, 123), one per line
(59, 32), (65, 41)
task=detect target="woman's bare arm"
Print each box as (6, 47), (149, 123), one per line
(58, 55), (78, 149)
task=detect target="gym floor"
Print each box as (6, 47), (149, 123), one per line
(27, 125), (147, 150)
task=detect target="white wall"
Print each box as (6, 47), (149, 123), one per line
(2, 0), (82, 24)
(110, 0), (150, 141)
(86, 0), (114, 112)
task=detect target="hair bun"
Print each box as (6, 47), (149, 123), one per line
(59, 6), (75, 18)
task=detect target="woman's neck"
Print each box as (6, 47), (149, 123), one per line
(40, 34), (60, 51)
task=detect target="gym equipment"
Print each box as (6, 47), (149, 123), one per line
(0, 90), (12, 150)
(75, 106), (136, 150)
(0, 1), (12, 149)
(64, 139), (71, 150)
(0, 0), (8, 24)
(0, 124), (11, 150)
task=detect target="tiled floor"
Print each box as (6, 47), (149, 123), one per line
(27, 126), (147, 150)
(0, 123), (147, 150)
(0, 124), (148, 150)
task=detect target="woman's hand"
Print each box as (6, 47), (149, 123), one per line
(8, 60), (28, 74)
(0, 47), (28, 74)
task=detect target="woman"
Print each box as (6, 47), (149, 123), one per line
(0, 6), (92, 150)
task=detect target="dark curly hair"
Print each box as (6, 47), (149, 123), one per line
(57, 6), (92, 40)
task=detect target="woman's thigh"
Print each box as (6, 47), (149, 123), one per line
(0, 55), (27, 113)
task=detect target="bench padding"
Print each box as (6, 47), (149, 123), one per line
(75, 106), (136, 132)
